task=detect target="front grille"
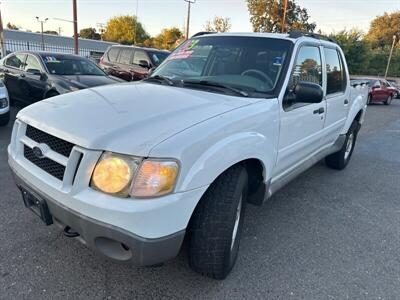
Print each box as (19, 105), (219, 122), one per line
(24, 145), (66, 181)
(26, 125), (74, 157)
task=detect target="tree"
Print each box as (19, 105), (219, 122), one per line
(204, 16), (231, 32)
(246, 0), (316, 33)
(365, 11), (400, 49)
(79, 27), (101, 40)
(329, 29), (370, 75)
(43, 30), (58, 35)
(143, 27), (183, 50)
(6, 22), (19, 30)
(103, 15), (149, 45)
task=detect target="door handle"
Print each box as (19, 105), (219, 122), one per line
(344, 99), (349, 104)
(19, 73), (26, 78)
(313, 107), (325, 114)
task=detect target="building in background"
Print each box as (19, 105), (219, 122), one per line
(2, 29), (118, 61)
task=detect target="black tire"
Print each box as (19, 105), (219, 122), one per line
(45, 91), (59, 99)
(188, 165), (248, 280)
(0, 111), (10, 126)
(384, 95), (392, 105)
(325, 121), (358, 170)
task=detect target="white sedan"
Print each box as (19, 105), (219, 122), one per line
(0, 80), (9, 126)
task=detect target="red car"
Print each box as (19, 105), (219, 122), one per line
(99, 45), (170, 82)
(366, 79), (396, 105)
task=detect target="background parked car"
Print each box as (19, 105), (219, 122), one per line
(387, 80), (400, 99)
(0, 51), (124, 106)
(0, 80), (9, 126)
(364, 78), (396, 105)
(99, 45), (170, 81)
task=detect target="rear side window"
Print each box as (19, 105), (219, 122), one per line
(288, 45), (322, 90)
(133, 50), (150, 66)
(107, 47), (120, 62)
(24, 55), (42, 71)
(118, 48), (133, 64)
(324, 48), (345, 94)
(5, 54), (26, 69)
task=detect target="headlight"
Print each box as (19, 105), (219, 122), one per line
(91, 152), (140, 197)
(131, 160), (179, 198)
(90, 152), (179, 198)
(0, 97), (8, 109)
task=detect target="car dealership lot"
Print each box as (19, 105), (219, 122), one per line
(1, 101), (400, 299)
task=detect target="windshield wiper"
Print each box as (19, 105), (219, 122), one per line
(144, 75), (174, 86)
(181, 80), (248, 97)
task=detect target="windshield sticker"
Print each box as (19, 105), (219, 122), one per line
(167, 39), (199, 61)
(273, 57), (283, 66)
(44, 56), (60, 63)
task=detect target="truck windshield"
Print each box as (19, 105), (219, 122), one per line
(42, 56), (106, 76)
(151, 36), (292, 96)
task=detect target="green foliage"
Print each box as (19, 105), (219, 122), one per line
(142, 27), (183, 50)
(79, 27), (101, 40)
(365, 11), (400, 49)
(6, 23), (19, 30)
(204, 16), (232, 32)
(246, 0), (316, 33)
(103, 15), (149, 45)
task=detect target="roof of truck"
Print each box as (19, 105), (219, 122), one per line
(193, 32), (339, 47)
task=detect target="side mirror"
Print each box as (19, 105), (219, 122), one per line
(138, 60), (150, 69)
(294, 81), (323, 103)
(26, 68), (41, 76)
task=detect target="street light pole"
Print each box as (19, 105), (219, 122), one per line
(184, 0), (195, 39)
(72, 0), (78, 54)
(0, 2), (6, 58)
(36, 17), (48, 51)
(384, 35), (397, 79)
(281, 0), (288, 33)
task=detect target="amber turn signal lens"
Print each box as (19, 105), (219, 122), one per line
(92, 156), (132, 194)
(131, 160), (179, 197)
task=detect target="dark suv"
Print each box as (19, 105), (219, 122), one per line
(99, 46), (170, 81)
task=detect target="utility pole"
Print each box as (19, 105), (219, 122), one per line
(72, 0), (78, 54)
(281, 0), (288, 33)
(384, 35), (397, 79)
(36, 16), (48, 51)
(184, 0), (195, 39)
(0, 2), (6, 58)
(134, 0), (139, 45)
(97, 23), (105, 41)
(58, 27), (62, 36)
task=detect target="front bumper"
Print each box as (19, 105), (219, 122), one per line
(12, 169), (185, 266)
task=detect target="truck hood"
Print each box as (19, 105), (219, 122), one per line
(17, 82), (252, 156)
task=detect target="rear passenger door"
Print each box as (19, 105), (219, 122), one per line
(274, 45), (326, 177)
(117, 48), (134, 81)
(104, 47), (121, 77)
(322, 47), (350, 145)
(131, 50), (151, 80)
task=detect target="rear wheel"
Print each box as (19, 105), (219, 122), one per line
(325, 121), (358, 170)
(0, 111), (10, 126)
(188, 165), (248, 280)
(384, 95), (392, 105)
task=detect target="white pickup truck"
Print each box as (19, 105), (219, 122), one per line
(8, 32), (367, 280)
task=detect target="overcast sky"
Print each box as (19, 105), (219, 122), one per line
(2, 0), (399, 37)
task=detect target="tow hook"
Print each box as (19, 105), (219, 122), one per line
(63, 226), (80, 238)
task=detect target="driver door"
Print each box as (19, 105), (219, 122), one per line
(19, 54), (47, 103)
(273, 45), (326, 177)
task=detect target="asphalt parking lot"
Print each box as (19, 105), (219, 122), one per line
(1, 100), (400, 299)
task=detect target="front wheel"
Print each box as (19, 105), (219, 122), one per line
(325, 122), (358, 170)
(384, 95), (392, 105)
(187, 165), (248, 280)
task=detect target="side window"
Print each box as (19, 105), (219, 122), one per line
(24, 55), (42, 71)
(132, 50), (150, 66)
(289, 46), (322, 91)
(118, 49), (133, 65)
(381, 80), (389, 88)
(324, 48), (345, 95)
(5, 54), (26, 69)
(107, 47), (120, 62)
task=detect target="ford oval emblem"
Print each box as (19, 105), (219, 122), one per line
(32, 146), (45, 159)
